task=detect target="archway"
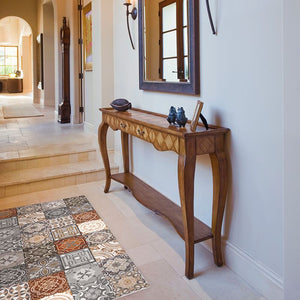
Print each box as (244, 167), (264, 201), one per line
(0, 16), (33, 99)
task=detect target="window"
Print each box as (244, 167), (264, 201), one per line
(0, 46), (18, 76)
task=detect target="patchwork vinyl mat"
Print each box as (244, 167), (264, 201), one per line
(0, 195), (149, 299)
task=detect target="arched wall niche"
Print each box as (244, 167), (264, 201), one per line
(0, 16), (33, 94)
(0, 0), (39, 101)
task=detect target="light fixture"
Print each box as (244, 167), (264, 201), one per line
(123, 0), (137, 49)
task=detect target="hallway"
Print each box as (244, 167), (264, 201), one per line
(0, 93), (113, 199)
(0, 93), (92, 160)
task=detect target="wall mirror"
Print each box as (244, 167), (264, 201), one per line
(138, 0), (199, 95)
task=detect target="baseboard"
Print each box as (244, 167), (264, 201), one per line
(84, 121), (97, 134)
(54, 110), (58, 121)
(201, 240), (284, 300)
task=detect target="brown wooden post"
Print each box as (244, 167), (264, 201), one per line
(58, 17), (71, 123)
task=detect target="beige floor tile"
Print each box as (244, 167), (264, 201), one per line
(190, 265), (263, 300)
(64, 175), (77, 186)
(182, 277), (212, 300)
(0, 187), (4, 198)
(76, 174), (87, 184)
(150, 239), (185, 276)
(0, 151), (19, 161)
(126, 244), (162, 267)
(123, 259), (202, 300)
(106, 187), (151, 218)
(68, 153), (79, 163)
(152, 234), (215, 276)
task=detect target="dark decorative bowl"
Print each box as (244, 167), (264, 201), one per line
(110, 98), (132, 111)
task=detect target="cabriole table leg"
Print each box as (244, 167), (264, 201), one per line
(178, 139), (196, 279)
(98, 121), (111, 193)
(209, 151), (228, 266)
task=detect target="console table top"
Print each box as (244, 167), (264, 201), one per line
(100, 107), (229, 138)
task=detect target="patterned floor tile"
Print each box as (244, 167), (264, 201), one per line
(27, 255), (62, 280)
(99, 255), (135, 277)
(40, 290), (73, 300)
(51, 225), (81, 241)
(47, 215), (75, 230)
(0, 196), (149, 299)
(0, 226), (20, 240)
(78, 219), (107, 235)
(0, 208), (17, 220)
(17, 204), (42, 216)
(55, 236), (88, 255)
(65, 262), (103, 287)
(0, 217), (18, 229)
(72, 210), (100, 225)
(0, 238), (22, 254)
(60, 248), (95, 270)
(18, 212), (46, 227)
(69, 280), (115, 300)
(109, 268), (149, 298)
(22, 230), (53, 249)
(0, 282), (30, 300)
(65, 262), (115, 299)
(84, 229), (116, 247)
(24, 243), (57, 265)
(44, 207), (71, 220)
(28, 271), (70, 300)
(99, 255), (149, 298)
(68, 202), (93, 215)
(90, 240), (125, 262)
(41, 200), (67, 211)
(0, 250), (25, 270)
(63, 195), (89, 208)
(21, 221), (47, 235)
(0, 264), (28, 288)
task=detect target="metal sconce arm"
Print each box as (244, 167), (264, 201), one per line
(206, 0), (216, 35)
(124, 2), (137, 49)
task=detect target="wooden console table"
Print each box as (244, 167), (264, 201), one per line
(98, 107), (229, 279)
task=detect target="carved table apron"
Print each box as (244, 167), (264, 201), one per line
(98, 107), (229, 279)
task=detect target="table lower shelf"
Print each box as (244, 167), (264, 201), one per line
(111, 172), (213, 244)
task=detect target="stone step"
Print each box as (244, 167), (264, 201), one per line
(0, 143), (98, 172)
(0, 142), (117, 198)
(0, 159), (118, 198)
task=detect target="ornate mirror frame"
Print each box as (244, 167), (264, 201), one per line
(138, 0), (199, 95)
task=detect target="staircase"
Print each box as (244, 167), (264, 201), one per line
(0, 143), (117, 198)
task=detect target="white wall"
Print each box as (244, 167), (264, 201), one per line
(21, 35), (32, 92)
(283, 1), (300, 299)
(0, 17), (20, 45)
(83, 0), (114, 148)
(43, 2), (55, 106)
(113, 0), (284, 299)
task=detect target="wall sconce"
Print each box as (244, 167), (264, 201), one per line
(123, 0), (137, 49)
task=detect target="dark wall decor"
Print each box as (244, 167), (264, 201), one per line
(58, 17), (71, 123)
(36, 33), (44, 90)
(138, 0), (200, 95)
